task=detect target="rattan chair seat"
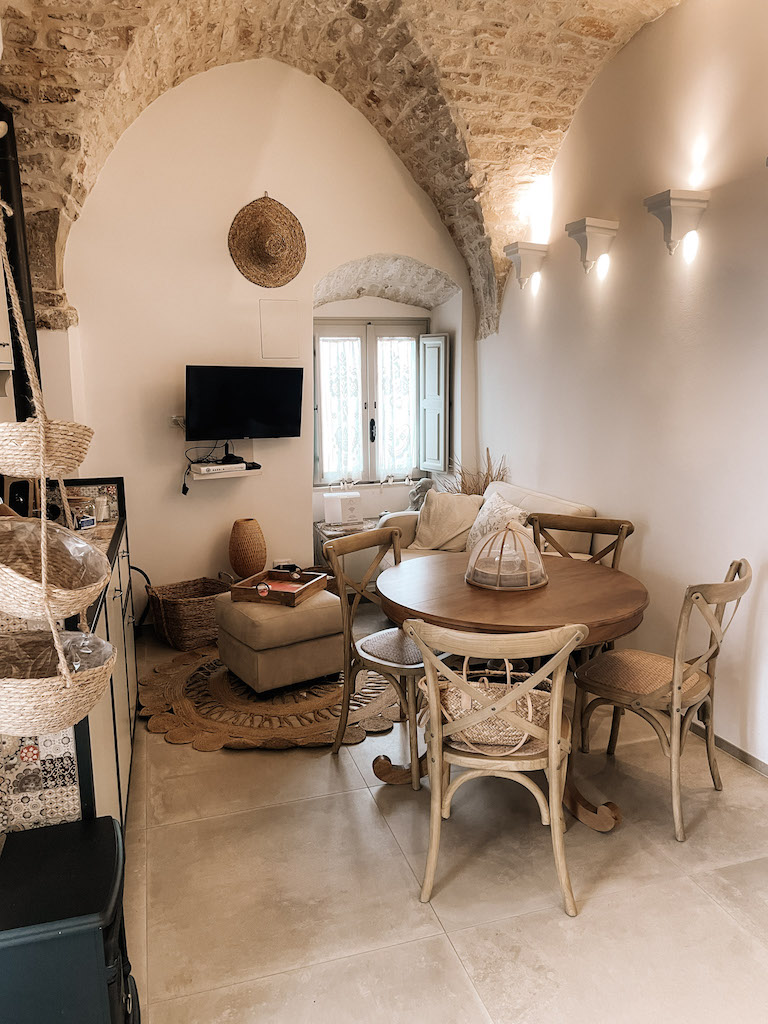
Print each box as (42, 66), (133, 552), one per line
(578, 649), (711, 707)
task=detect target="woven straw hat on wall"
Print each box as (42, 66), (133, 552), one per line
(228, 194), (306, 287)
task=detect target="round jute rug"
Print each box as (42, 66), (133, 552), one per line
(138, 647), (399, 751)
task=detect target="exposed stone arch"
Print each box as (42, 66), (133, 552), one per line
(314, 254), (459, 310)
(3, 0), (493, 332)
(0, 0), (682, 336)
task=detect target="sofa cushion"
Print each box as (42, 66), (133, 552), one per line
(377, 510), (419, 548)
(215, 590), (343, 652)
(379, 547), (448, 571)
(483, 482), (596, 554)
(411, 490), (484, 552)
(466, 491), (532, 554)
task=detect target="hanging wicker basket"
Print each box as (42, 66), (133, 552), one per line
(0, 417), (93, 477)
(0, 631), (116, 734)
(0, 518), (110, 620)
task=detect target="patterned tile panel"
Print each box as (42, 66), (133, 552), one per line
(0, 728), (81, 833)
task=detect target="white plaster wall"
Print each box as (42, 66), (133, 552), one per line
(431, 290), (474, 466)
(313, 297), (430, 319)
(65, 58), (472, 590)
(478, 0), (768, 763)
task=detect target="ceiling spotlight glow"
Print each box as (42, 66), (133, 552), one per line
(596, 253), (611, 280)
(530, 271), (542, 296)
(682, 229), (699, 264)
(689, 134), (708, 188)
(691, 134), (708, 165)
(688, 167), (705, 188)
(515, 176), (553, 244)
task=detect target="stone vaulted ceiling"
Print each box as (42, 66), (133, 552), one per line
(0, 0), (680, 336)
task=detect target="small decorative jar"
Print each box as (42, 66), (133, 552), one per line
(68, 497), (97, 531)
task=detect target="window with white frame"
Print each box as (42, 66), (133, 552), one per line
(313, 318), (428, 484)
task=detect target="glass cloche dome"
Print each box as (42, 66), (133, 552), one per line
(465, 521), (549, 591)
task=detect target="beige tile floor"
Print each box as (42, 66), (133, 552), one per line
(126, 634), (768, 1023)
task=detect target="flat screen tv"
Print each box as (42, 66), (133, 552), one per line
(185, 365), (303, 442)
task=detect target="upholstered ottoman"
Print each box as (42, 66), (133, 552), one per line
(214, 590), (343, 694)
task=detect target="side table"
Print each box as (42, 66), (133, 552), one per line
(312, 518), (381, 571)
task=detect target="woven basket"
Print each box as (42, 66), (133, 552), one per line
(147, 577), (230, 651)
(0, 518), (111, 620)
(440, 673), (550, 756)
(0, 631), (116, 734)
(0, 418), (93, 477)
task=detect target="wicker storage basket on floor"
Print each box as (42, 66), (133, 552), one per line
(147, 577), (230, 651)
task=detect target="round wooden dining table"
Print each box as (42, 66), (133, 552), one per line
(374, 552), (650, 833)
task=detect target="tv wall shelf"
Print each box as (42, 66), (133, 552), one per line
(190, 468), (263, 480)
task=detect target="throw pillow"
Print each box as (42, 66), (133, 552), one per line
(465, 491), (533, 553)
(411, 490), (484, 552)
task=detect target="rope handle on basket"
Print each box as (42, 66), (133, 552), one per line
(0, 198), (47, 423)
(0, 192), (81, 684)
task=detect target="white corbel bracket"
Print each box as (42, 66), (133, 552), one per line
(503, 241), (548, 288)
(565, 218), (619, 273)
(643, 189), (710, 254)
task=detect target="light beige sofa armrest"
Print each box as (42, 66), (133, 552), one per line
(377, 510), (419, 548)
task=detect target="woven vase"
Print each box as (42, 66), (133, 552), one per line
(229, 518), (267, 579)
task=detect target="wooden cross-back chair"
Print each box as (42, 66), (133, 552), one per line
(574, 559), (752, 841)
(530, 513), (635, 725)
(528, 513), (635, 569)
(405, 618), (588, 917)
(324, 527), (430, 789)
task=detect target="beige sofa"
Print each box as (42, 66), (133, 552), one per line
(377, 481), (598, 568)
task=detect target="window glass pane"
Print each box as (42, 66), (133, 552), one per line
(377, 336), (417, 479)
(318, 336), (364, 481)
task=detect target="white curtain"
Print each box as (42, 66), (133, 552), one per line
(377, 336), (417, 479)
(319, 336), (364, 481)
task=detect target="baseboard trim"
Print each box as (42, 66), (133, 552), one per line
(689, 723), (768, 779)
(564, 694), (768, 778)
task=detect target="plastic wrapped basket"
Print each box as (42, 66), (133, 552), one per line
(0, 631), (116, 734)
(0, 518), (110, 619)
(0, 417), (93, 477)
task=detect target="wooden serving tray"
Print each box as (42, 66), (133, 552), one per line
(231, 569), (328, 607)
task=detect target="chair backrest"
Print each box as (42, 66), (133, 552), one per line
(323, 527), (401, 652)
(529, 513), (634, 569)
(669, 558), (752, 710)
(404, 619), (587, 757)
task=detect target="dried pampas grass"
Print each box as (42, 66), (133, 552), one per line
(442, 448), (509, 495)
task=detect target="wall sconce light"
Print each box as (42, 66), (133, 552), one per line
(503, 241), (548, 289)
(565, 218), (619, 273)
(643, 189), (710, 254)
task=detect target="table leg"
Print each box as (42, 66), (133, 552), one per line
(563, 773), (622, 832)
(372, 753), (428, 786)
(373, 746), (623, 834)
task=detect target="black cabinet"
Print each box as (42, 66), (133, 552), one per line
(0, 817), (139, 1023)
